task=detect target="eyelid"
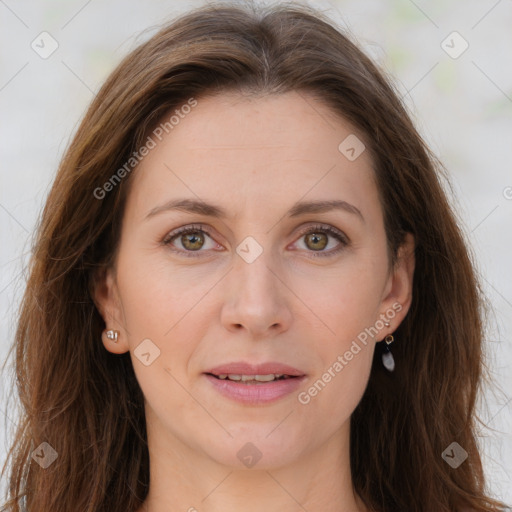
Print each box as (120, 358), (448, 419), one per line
(161, 223), (221, 258)
(162, 222), (349, 257)
(294, 223), (349, 244)
(161, 223), (210, 245)
(290, 223), (349, 257)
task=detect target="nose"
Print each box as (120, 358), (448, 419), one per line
(220, 245), (292, 338)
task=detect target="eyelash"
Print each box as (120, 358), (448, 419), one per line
(162, 223), (349, 258)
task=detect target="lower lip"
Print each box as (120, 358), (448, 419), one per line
(204, 374), (306, 405)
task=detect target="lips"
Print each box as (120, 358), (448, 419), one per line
(203, 361), (307, 404)
(205, 361), (306, 379)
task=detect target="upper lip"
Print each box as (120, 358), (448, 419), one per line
(205, 361), (306, 377)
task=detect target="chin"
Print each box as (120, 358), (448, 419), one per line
(203, 431), (305, 470)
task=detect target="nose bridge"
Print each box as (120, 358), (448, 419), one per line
(221, 236), (291, 334)
(233, 239), (278, 305)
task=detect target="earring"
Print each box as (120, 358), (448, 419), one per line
(381, 333), (395, 372)
(105, 329), (119, 343)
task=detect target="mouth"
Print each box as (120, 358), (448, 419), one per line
(205, 361), (306, 379)
(205, 372), (300, 384)
(203, 362), (307, 404)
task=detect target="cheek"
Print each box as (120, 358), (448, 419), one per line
(291, 253), (385, 407)
(117, 246), (217, 337)
(115, 255), (214, 422)
(114, 251), (209, 398)
(295, 268), (379, 427)
(293, 254), (387, 342)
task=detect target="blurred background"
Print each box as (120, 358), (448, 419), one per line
(1, 0), (511, 505)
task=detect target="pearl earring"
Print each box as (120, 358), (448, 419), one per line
(105, 329), (119, 343)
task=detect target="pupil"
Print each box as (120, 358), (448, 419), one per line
(182, 232), (204, 250)
(307, 232), (327, 250)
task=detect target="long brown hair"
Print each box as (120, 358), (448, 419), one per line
(1, 2), (509, 511)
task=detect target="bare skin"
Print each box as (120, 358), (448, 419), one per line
(94, 90), (415, 512)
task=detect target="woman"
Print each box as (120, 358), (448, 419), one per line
(1, 2), (509, 511)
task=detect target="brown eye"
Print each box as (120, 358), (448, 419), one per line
(294, 224), (349, 258)
(304, 232), (328, 251)
(163, 224), (219, 256)
(180, 231), (205, 251)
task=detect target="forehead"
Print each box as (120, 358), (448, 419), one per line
(127, 90), (378, 220)
(151, 90), (368, 159)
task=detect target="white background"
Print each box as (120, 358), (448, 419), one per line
(1, 0), (511, 505)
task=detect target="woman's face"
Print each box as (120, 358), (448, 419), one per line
(96, 90), (414, 469)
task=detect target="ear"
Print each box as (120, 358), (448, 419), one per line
(378, 232), (415, 339)
(91, 266), (130, 354)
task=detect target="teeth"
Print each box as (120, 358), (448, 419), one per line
(216, 374), (285, 382)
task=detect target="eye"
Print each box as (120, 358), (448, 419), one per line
(162, 224), (221, 257)
(162, 223), (349, 258)
(292, 224), (349, 257)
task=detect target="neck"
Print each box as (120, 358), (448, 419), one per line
(138, 416), (366, 512)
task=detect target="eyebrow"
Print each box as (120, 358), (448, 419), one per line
(145, 198), (364, 222)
